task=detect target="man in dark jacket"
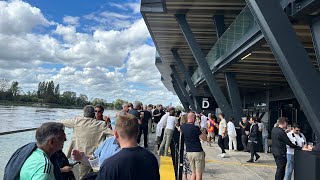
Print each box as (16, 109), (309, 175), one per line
(247, 117), (260, 163)
(271, 117), (311, 180)
(4, 122), (66, 180)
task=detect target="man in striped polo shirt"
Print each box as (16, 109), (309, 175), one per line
(19, 122), (66, 179)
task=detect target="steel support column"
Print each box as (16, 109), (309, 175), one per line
(171, 49), (201, 111)
(213, 15), (226, 38)
(310, 16), (320, 70)
(188, 66), (194, 76)
(246, 0), (320, 137)
(171, 74), (197, 111)
(203, 86), (212, 97)
(172, 82), (189, 111)
(225, 72), (243, 125)
(175, 14), (233, 118)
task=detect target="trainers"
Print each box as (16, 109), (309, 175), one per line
(218, 154), (223, 157)
(247, 159), (254, 163)
(255, 155), (260, 161)
(220, 153), (226, 158)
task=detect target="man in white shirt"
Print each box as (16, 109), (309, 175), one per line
(200, 112), (208, 132)
(155, 110), (169, 149)
(227, 118), (237, 151)
(285, 123), (306, 180)
(218, 113), (227, 158)
(158, 110), (176, 156)
(258, 121), (269, 153)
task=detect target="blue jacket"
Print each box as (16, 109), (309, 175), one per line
(4, 142), (61, 180)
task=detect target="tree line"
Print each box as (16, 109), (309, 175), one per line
(0, 78), (127, 110)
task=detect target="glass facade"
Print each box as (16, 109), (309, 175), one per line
(191, 6), (260, 85)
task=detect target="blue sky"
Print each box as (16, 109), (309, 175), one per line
(0, 0), (180, 106)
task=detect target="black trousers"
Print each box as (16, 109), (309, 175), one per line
(241, 135), (248, 150)
(274, 155), (287, 180)
(249, 142), (259, 160)
(218, 135), (226, 153)
(137, 125), (148, 147)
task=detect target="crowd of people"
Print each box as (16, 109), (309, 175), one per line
(3, 103), (317, 180)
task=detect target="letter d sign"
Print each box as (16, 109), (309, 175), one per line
(202, 98), (210, 109)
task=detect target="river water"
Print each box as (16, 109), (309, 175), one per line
(0, 105), (117, 179)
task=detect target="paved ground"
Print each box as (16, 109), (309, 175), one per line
(192, 141), (276, 180)
(148, 132), (277, 180)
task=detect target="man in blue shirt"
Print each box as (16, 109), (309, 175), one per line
(72, 136), (121, 167)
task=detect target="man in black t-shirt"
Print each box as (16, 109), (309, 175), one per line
(96, 114), (159, 180)
(128, 102), (140, 120)
(137, 105), (152, 148)
(180, 112), (206, 180)
(152, 104), (162, 124)
(239, 117), (250, 151)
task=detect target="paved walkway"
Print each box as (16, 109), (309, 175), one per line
(201, 141), (276, 180)
(154, 136), (277, 180)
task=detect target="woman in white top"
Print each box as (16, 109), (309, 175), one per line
(158, 109), (176, 156)
(227, 117), (237, 151)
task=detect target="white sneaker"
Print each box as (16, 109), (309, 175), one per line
(220, 153), (226, 158)
(218, 154), (223, 157)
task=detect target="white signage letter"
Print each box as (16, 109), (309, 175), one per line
(202, 98), (210, 109)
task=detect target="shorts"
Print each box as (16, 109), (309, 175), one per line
(187, 151), (205, 173)
(200, 128), (207, 134)
(207, 132), (214, 138)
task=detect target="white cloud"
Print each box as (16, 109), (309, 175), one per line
(127, 44), (162, 87)
(126, 3), (141, 14)
(0, 0), (180, 106)
(100, 12), (131, 19)
(63, 16), (80, 26)
(0, 0), (49, 35)
(109, 2), (140, 14)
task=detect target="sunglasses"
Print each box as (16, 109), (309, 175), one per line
(95, 110), (103, 113)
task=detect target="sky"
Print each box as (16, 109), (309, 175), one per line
(0, 0), (180, 106)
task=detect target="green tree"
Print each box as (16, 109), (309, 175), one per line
(92, 98), (106, 106)
(76, 94), (88, 107)
(112, 99), (127, 110)
(10, 81), (20, 98)
(37, 81), (45, 98)
(60, 91), (77, 105)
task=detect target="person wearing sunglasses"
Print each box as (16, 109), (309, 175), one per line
(94, 105), (104, 121)
(95, 105), (112, 130)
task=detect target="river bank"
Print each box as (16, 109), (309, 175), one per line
(0, 100), (116, 110)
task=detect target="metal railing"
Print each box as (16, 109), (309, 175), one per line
(0, 128), (37, 136)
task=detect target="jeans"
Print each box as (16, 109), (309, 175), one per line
(274, 155), (287, 180)
(137, 124), (148, 147)
(285, 153), (294, 180)
(148, 119), (152, 134)
(262, 135), (268, 153)
(241, 135), (248, 151)
(218, 135), (226, 153)
(228, 134), (237, 150)
(249, 141), (259, 160)
(159, 128), (174, 155)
